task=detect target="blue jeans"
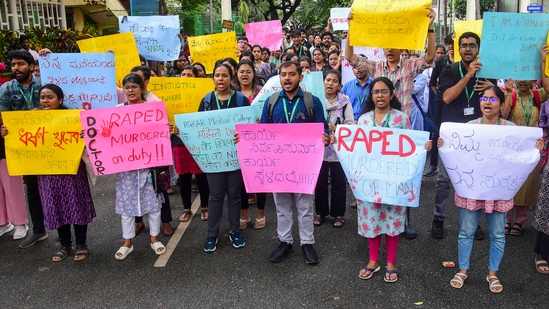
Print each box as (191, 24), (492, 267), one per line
(458, 207), (506, 271)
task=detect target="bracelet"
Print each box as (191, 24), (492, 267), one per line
(428, 29), (435, 33)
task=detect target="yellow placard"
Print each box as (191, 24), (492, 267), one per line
(545, 31), (549, 77)
(149, 77), (215, 123)
(77, 32), (141, 88)
(454, 19), (483, 62)
(188, 32), (238, 74)
(3, 110), (85, 175)
(349, 0), (431, 50)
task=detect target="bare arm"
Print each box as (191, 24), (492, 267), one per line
(425, 8), (436, 64)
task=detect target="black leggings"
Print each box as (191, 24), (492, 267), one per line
(57, 224), (88, 247)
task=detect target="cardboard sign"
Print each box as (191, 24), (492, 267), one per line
(236, 123), (325, 194)
(3, 110), (84, 175)
(39, 53), (118, 110)
(174, 106), (256, 173)
(119, 15), (181, 61)
(478, 12), (549, 80)
(80, 102), (172, 175)
(439, 122), (541, 200)
(244, 20), (283, 51)
(148, 77), (214, 123)
(331, 8), (351, 31)
(335, 125), (429, 207)
(349, 0), (431, 50)
(188, 32), (238, 74)
(77, 32), (141, 88)
(454, 19), (483, 63)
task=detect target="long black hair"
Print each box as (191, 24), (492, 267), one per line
(234, 60), (257, 92)
(361, 77), (402, 115)
(122, 73), (146, 101)
(39, 84), (65, 107)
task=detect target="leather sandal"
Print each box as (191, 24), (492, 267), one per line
(510, 223), (522, 236)
(179, 210), (193, 222)
(52, 246), (74, 262)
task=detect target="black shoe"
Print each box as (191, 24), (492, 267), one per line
(301, 244), (319, 264)
(423, 166), (439, 177)
(270, 242), (293, 262)
(474, 225), (485, 240)
(431, 220), (444, 239)
(403, 224), (417, 239)
(19, 232), (48, 249)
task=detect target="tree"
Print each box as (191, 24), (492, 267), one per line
(449, 0), (496, 20)
(287, 0), (352, 29)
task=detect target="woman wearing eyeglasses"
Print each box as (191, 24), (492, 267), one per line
(355, 77), (432, 283)
(442, 86), (543, 293)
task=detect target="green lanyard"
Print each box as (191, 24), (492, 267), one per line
(519, 93), (534, 125)
(458, 62), (475, 105)
(355, 83), (367, 106)
(214, 91), (233, 109)
(283, 97), (301, 123)
(17, 84), (34, 108)
(372, 108), (392, 127)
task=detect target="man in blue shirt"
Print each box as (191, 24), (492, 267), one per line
(341, 63), (371, 121)
(259, 61), (329, 265)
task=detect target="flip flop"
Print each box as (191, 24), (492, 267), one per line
(115, 245), (134, 260)
(384, 269), (398, 283)
(254, 217), (266, 229)
(358, 265), (380, 280)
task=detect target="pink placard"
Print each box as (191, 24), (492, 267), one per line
(236, 123), (324, 194)
(244, 20), (283, 52)
(80, 101), (173, 175)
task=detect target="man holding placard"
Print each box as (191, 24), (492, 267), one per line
(258, 61), (330, 265)
(430, 32), (497, 239)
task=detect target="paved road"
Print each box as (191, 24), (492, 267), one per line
(1, 164), (549, 308)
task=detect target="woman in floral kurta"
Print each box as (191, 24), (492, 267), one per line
(355, 77), (429, 283)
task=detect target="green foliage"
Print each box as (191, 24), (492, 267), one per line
(284, 0), (353, 29)
(450, 0), (497, 20)
(0, 26), (102, 72)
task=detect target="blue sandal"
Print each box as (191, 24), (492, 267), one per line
(384, 269), (398, 283)
(358, 265), (380, 280)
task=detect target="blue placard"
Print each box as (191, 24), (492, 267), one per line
(174, 106), (257, 173)
(477, 12), (549, 80)
(527, 5), (543, 12)
(335, 125), (429, 207)
(119, 16), (181, 61)
(39, 53), (118, 109)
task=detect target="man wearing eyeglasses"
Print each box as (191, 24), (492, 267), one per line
(430, 32), (497, 239)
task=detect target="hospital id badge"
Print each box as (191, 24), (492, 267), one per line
(463, 107), (474, 115)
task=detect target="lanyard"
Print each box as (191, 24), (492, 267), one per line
(372, 108), (392, 127)
(458, 62), (476, 105)
(283, 97), (301, 123)
(17, 84), (34, 108)
(519, 93), (534, 125)
(214, 91), (233, 109)
(355, 83), (367, 106)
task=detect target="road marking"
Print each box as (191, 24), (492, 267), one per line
(154, 196), (201, 268)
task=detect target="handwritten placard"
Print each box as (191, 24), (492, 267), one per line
(453, 19), (483, 63)
(244, 20), (283, 52)
(188, 32), (237, 74)
(148, 77), (214, 123)
(335, 125), (429, 207)
(77, 32), (141, 88)
(174, 106), (256, 173)
(80, 102), (172, 176)
(3, 110), (84, 175)
(478, 12), (549, 80)
(439, 122), (541, 200)
(119, 15), (181, 61)
(331, 8), (351, 31)
(236, 123), (324, 194)
(251, 72), (326, 118)
(349, 0), (431, 50)
(39, 53), (117, 110)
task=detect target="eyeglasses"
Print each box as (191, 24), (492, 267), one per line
(372, 89), (390, 95)
(238, 41), (246, 45)
(123, 85), (140, 90)
(460, 43), (478, 50)
(480, 96), (499, 103)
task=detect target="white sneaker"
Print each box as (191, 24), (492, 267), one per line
(0, 222), (14, 237)
(13, 224), (29, 240)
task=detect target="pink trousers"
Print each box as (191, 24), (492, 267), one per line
(367, 234), (399, 264)
(0, 160), (27, 226)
